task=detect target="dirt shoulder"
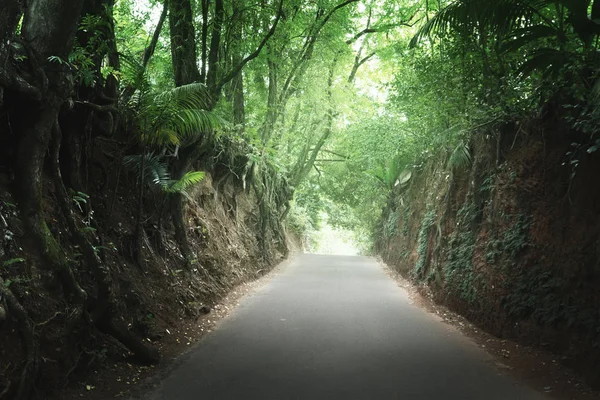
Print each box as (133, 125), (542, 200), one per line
(56, 255), (297, 400)
(380, 260), (600, 400)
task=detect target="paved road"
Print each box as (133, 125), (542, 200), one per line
(148, 254), (546, 400)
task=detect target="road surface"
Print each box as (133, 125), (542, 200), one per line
(147, 254), (546, 400)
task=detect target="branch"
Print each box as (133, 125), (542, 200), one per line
(206, 0), (224, 88)
(358, 52), (376, 66)
(75, 101), (118, 113)
(346, 11), (422, 44)
(215, 0), (284, 94)
(279, 0), (360, 104)
(142, 0), (168, 69)
(315, 149), (349, 159)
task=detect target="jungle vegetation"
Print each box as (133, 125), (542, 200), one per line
(1, 0), (600, 398)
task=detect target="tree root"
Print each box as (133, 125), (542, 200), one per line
(0, 277), (39, 400)
(50, 120), (159, 364)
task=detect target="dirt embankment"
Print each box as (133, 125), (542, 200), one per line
(375, 119), (600, 388)
(0, 140), (288, 398)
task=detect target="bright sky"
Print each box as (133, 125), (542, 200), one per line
(313, 223), (360, 256)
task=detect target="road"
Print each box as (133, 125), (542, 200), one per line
(147, 254), (547, 400)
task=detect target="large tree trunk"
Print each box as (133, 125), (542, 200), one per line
(169, 0), (202, 86)
(167, 0), (203, 262)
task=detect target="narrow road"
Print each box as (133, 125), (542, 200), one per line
(148, 254), (546, 400)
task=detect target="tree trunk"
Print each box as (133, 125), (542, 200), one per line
(169, 0), (201, 86)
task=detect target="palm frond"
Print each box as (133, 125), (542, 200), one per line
(366, 154), (406, 191)
(411, 0), (556, 47)
(168, 108), (222, 139)
(448, 142), (472, 171)
(517, 47), (565, 78)
(499, 25), (559, 53)
(155, 83), (215, 110)
(123, 153), (171, 189)
(139, 84), (222, 146)
(164, 171), (206, 194)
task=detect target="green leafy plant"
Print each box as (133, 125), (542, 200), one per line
(123, 153), (205, 195)
(414, 209), (437, 279)
(2, 258), (25, 268)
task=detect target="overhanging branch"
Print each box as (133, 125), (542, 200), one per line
(215, 0), (284, 94)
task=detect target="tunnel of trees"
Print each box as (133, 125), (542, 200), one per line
(1, 0), (600, 398)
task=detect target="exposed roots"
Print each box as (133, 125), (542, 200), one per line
(0, 278), (39, 400)
(50, 120), (159, 364)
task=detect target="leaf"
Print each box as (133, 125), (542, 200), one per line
(411, 0), (559, 48)
(123, 153), (171, 190)
(499, 25), (559, 53)
(2, 258), (25, 267)
(398, 170), (412, 185)
(448, 142), (472, 171)
(516, 47), (564, 78)
(165, 171), (206, 194)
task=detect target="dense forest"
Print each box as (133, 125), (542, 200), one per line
(1, 0), (600, 398)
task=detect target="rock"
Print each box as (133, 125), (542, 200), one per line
(199, 305), (211, 314)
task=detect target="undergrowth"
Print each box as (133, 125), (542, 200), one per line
(444, 203), (480, 304)
(414, 208), (436, 280)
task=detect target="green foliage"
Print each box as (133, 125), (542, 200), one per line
(164, 171), (206, 195)
(486, 214), (531, 265)
(402, 206), (410, 237)
(2, 258), (25, 268)
(414, 209), (436, 280)
(448, 142), (472, 171)
(367, 154), (407, 192)
(383, 209), (401, 239)
(137, 83), (221, 147)
(70, 190), (90, 213)
(501, 214), (532, 261)
(123, 153), (169, 189)
(501, 263), (600, 341)
(123, 153), (205, 195)
(444, 203), (479, 304)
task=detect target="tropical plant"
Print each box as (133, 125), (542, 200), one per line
(411, 0), (600, 80)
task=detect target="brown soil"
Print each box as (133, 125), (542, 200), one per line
(55, 255), (295, 400)
(381, 260), (600, 400)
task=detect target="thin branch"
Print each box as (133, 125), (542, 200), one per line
(279, 0), (360, 103)
(316, 149), (349, 159)
(358, 52), (376, 66)
(215, 0), (284, 94)
(142, 0), (168, 69)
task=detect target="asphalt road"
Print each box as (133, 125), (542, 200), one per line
(148, 254), (547, 400)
